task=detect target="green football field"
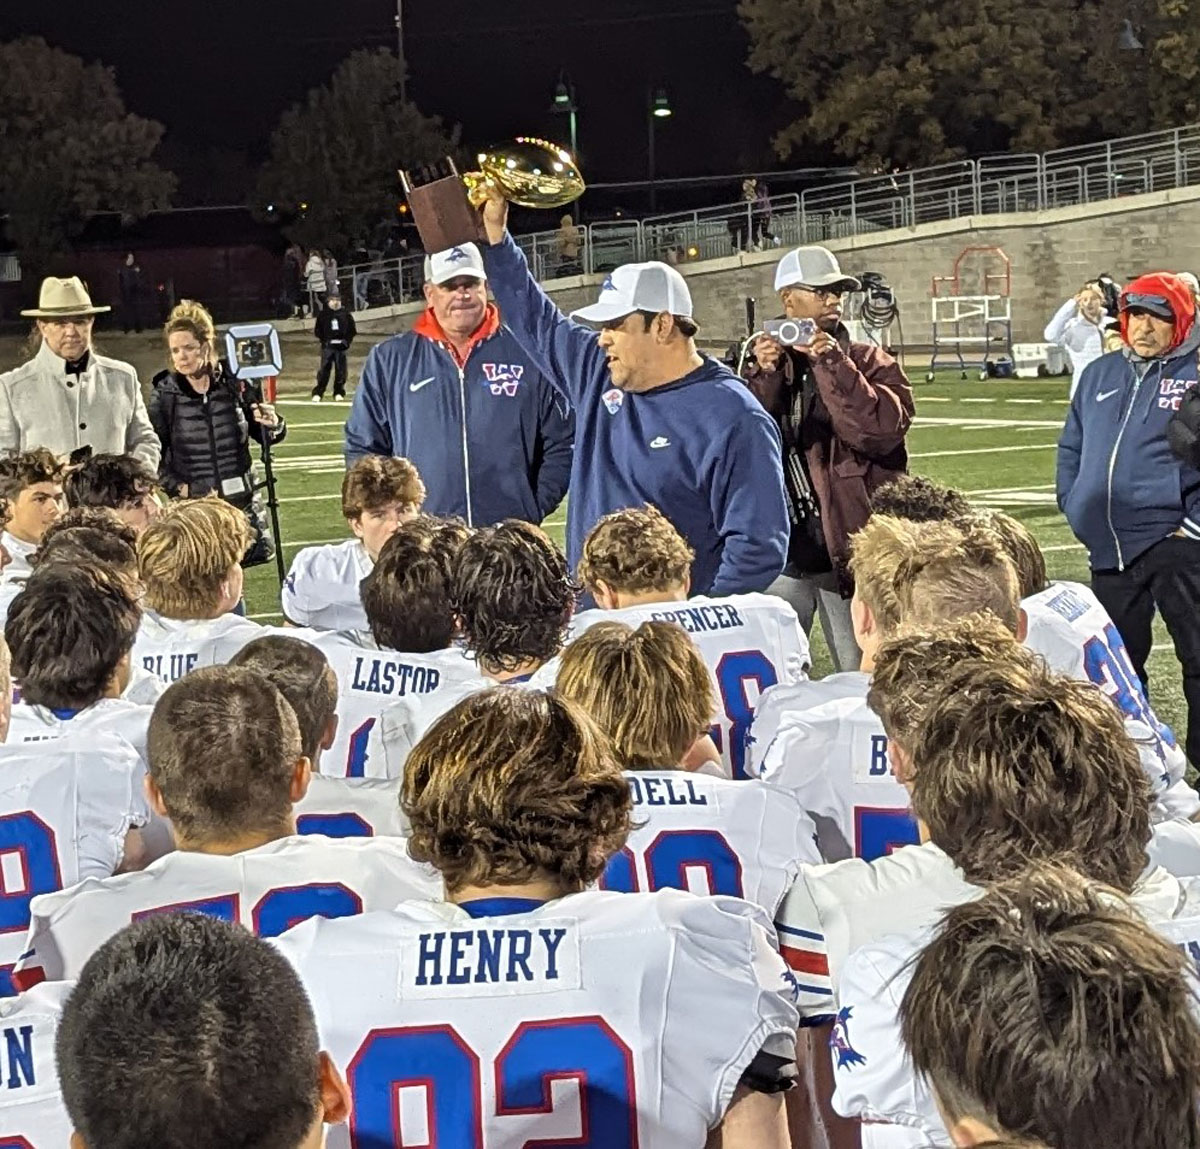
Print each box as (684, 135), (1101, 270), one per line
(0, 331), (1184, 742)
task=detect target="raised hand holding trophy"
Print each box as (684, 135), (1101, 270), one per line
(400, 138), (585, 252)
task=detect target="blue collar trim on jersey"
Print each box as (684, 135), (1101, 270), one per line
(457, 897), (547, 918)
(49, 707), (82, 720)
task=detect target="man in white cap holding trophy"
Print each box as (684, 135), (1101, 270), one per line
(0, 276), (160, 469)
(478, 192), (789, 598)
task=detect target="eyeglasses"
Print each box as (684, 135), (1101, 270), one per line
(780, 285), (844, 302)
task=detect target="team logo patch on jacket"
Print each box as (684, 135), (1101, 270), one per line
(480, 363), (524, 397)
(602, 387), (624, 414)
(830, 1006), (867, 1069)
(1160, 377), (1189, 411)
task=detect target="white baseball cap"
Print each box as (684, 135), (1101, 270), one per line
(571, 262), (694, 325)
(773, 246), (861, 294)
(423, 243), (487, 286)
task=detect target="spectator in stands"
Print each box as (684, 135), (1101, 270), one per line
(117, 253), (146, 335)
(0, 277), (160, 470)
(322, 249), (339, 296)
(555, 214), (582, 275)
(282, 243), (304, 319)
(311, 291), (356, 403)
(150, 300), (284, 566)
(305, 249), (327, 316)
(345, 242), (573, 528)
(1058, 271), (1200, 768)
(742, 246), (914, 670)
(64, 452), (160, 533)
(1044, 280), (1117, 398)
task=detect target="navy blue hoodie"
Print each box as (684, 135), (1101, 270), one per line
(483, 234), (788, 595)
(344, 305), (573, 527)
(1057, 322), (1200, 570)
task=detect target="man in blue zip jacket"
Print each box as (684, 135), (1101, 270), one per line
(344, 243), (573, 527)
(477, 192), (789, 597)
(1057, 271), (1200, 766)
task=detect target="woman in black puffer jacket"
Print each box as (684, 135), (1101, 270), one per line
(149, 299), (286, 565)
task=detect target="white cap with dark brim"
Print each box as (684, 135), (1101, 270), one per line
(773, 246), (861, 295)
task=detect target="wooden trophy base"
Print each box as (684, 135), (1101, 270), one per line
(402, 171), (484, 253)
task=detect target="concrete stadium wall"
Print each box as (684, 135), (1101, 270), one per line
(349, 185), (1200, 351)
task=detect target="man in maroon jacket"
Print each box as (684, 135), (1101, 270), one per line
(742, 246), (914, 670)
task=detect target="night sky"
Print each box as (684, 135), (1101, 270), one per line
(0, 1), (813, 207)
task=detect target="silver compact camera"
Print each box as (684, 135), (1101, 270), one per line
(764, 317), (819, 346)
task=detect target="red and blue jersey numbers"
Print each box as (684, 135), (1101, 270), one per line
(710, 650), (778, 779)
(129, 883), (364, 939)
(347, 1017), (637, 1147)
(0, 813), (63, 997)
(599, 830), (744, 898)
(1083, 622), (1177, 747)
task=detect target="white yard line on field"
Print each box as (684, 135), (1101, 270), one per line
(915, 416), (1063, 430)
(909, 443), (1058, 459)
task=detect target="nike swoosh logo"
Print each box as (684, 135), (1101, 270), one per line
(1097, 389), (1119, 402)
(409, 377), (434, 393)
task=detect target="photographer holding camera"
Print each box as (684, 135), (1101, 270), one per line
(149, 300), (286, 566)
(741, 246), (914, 670)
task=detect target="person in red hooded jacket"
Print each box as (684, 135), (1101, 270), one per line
(1057, 271), (1200, 768)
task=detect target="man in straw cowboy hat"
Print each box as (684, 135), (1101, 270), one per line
(0, 277), (159, 469)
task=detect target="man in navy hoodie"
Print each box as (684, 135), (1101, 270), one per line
(478, 193), (789, 597)
(344, 243), (573, 527)
(1057, 271), (1200, 766)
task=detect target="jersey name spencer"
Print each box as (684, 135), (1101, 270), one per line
(311, 633), (484, 779)
(282, 539), (373, 632)
(133, 611), (263, 684)
(273, 889), (800, 1149)
(0, 981), (73, 1145)
(1022, 581), (1197, 818)
(569, 593), (811, 779)
(748, 673), (918, 863)
(831, 867), (1200, 1143)
(294, 773), (408, 839)
(15, 835), (441, 985)
(0, 734), (146, 995)
(599, 770), (819, 917)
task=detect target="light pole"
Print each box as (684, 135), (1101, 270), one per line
(395, 0), (407, 102)
(648, 86), (672, 215)
(550, 75), (580, 222)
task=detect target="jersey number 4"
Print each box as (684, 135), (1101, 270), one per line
(349, 1017), (637, 1147)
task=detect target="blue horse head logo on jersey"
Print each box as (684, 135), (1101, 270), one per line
(830, 1007), (867, 1069)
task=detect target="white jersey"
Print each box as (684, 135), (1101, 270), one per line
(282, 539), (372, 631)
(122, 664), (166, 706)
(601, 770), (819, 917)
(0, 577), (24, 630)
(7, 698), (152, 763)
(0, 981), (73, 1145)
(773, 843), (972, 1022)
(16, 835), (440, 985)
(274, 890), (800, 1149)
(0, 533), (36, 582)
(832, 866), (1200, 1146)
(132, 610), (262, 684)
(1148, 819), (1200, 878)
(295, 773), (408, 838)
(0, 734), (146, 993)
(569, 594), (811, 778)
(748, 673), (918, 863)
(314, 631), (484, 778)
(1023, 581), (1197, 818)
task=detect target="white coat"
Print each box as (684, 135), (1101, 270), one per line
(0, 341), (160, 469)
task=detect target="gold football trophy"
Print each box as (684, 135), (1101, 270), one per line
(400, 138), (585, 252)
